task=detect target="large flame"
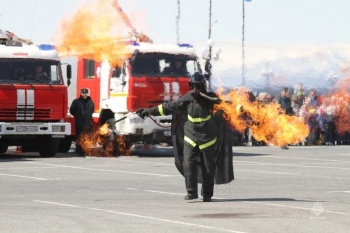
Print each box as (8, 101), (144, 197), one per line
(215, 87), (309, 146)
(326, 77), (350, 134)
(55, 0), (136, 67)
(77, 123), (132, 157)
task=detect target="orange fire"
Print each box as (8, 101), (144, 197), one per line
(55, 0), (138, 67)
(326, 77), (350, 134)
(77, 123), (132, 157)
(215, 87), (309, 146)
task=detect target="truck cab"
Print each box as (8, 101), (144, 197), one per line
(0, 30), (71, 157)
(109, 42), (200, 145)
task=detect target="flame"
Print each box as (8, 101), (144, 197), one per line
(215, 87), (309, 146)
(77, 123), (132, 157)
(325, 78), (350, 134)
(55, 0), (137, 67)
(99, 123), (110, 135)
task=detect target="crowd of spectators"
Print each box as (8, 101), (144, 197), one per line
(232, 84), (350, 146)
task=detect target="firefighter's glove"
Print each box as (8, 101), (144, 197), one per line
(136, 108), (150, 119)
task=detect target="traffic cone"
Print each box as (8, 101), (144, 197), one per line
(16, 146), (23, 153)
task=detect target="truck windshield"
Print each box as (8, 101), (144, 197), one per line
(0, 59), (63, 85)
(131, 54), (198, 77)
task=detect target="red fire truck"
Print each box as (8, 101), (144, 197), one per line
(71, 40), (201, 149)
(0, 29), (72, 157)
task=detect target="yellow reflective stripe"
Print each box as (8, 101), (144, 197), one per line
(187, 114), (211, 123)
(158, 105), (165, 116)
(184, 136), (217, 150)
(184, 136), (197, 147)
(199, 137), (217, 150)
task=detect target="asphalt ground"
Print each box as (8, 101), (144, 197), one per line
(0, 145), (349, 233)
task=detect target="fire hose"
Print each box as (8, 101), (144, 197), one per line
(110, 113), (135, 125)
(106, 91), (220, 128)
(196, 91), (221, 102)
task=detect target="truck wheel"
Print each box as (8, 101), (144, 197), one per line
(39, 137), (60, 157)
(0, 144), (8, 153)
(58, 137), (72, 153)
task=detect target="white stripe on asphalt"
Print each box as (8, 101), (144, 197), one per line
(33, 200), (246, 233)
(259, 155), (350, 163)
(0, 173), (49, 180)
(235, 169), (299, 175)
(119, 158), (173, 166)
(328, 191), (350, 194)
(25, 162), (175, 177)
(234, 160), (350, 170)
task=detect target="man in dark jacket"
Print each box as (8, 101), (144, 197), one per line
(70, 88), (95, 156)
(278, 87), (293, 149)
(137, 72), (233, 202)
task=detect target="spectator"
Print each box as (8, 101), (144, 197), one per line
(69, 88), (95, 156)
(307, 89), (320, 108)
(317, 97), (336, 144)
(278, 87), (293, 149)
(299, 99), (318, 145)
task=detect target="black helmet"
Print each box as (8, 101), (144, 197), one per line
(189, 72), (206, 89)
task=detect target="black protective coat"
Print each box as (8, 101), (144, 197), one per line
(149, 91), (234, 196)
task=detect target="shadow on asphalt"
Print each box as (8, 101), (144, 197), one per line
(131, 148), (174, 157)
(233, 152), (269, 157)
(188, 197), (323, 204)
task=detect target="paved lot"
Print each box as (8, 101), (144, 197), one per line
(1, 145), (350, 233)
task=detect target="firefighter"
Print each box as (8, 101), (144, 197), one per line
(70, 88), (95, 156)
(137, 72), (233, 202)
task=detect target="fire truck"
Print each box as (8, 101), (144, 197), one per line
(72, 40), (201, 150)
(0, 29), (72, 157)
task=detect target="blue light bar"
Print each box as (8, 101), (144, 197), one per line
(129, 41), (139, 46)
(38, 44), (55, 50)
(178, 43), (193, 48)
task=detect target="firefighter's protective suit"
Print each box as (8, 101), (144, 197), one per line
(138, 72), (234, 201)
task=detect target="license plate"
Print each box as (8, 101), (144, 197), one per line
(16, 126), (38, 132)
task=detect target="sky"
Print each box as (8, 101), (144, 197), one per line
(1, 0), (350, 89)
(1, 0), (349, 45)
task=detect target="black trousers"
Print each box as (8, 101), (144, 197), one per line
(75, 123), (93, 155)
(183, 141), (216, 198)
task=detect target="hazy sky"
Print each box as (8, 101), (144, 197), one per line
(1, 0), (349, 47)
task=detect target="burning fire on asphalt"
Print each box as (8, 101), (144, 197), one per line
(77, 123), (132, 157)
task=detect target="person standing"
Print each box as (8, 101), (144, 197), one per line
(278, 87), (293, 149)
(137, 72), (233, 202)
(69, 88), (95, 156)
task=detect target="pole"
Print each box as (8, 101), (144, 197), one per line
(241, 0), (246, 86)
(205, 0), (213, 91)
(176, 0), (180, 44)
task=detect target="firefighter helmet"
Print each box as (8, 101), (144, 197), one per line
(189, 72), (206, 90)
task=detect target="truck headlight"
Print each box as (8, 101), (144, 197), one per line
(52, 125), (65, 132)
